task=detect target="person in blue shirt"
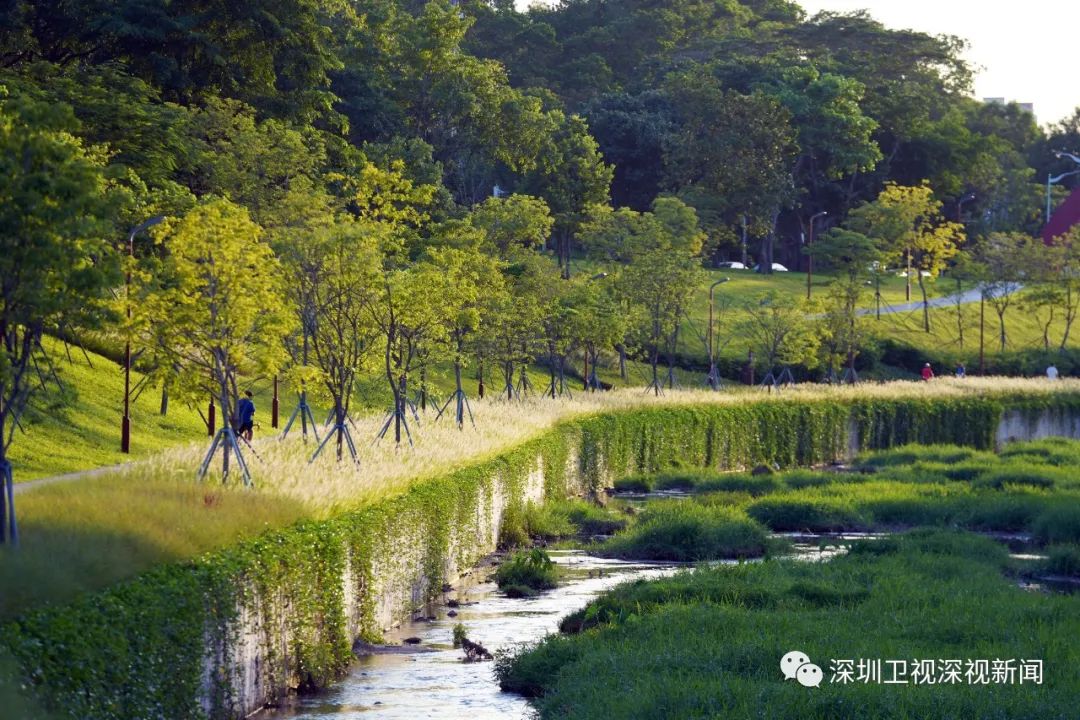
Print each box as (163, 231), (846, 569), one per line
(237, 390), (256, 442)
(955, 362), (966, 378)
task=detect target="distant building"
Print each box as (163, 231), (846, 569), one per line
(983, 97), (1036, 122)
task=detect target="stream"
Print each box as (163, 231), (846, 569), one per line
(267, 551), (678, 719)
(268, 539), (839, 720)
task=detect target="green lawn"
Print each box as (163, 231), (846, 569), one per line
(8, 338), (209, 481)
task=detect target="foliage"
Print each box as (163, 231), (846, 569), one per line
(495, 548), (559, 597)
(601, 500), (768, 561)
(137, 199), (290, 459)
(498, 530), (1080, 719)
(0, 88), (121, 503)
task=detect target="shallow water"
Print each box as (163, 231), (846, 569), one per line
(267, 552), (683, 720)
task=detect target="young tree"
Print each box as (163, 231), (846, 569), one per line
(298, 220), (382, 461)
(620, 245), (702, 394)
(523, 113), (613, 278)
(0, 92), (120, 543)
(975, 232), (1031, 352)
(426, 244), (504, 427)
(740, 291), (820, 386)
(847, 182), (964, 330)
(143, 198), (289, 480)
(809, 228), (881, 380)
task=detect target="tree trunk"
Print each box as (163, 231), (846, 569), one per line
(740, 215), (749, 267)
(219, 380), (230, 479)
(918, 273), (931, 333)
(335, 401), (345, 461)
(905, 250), (912, 301)
(617, 343), (627, 381)
(998, 311), (1007, 352)
(954, 278), (964, 350)
(160, 384), (168, 416)
(650, 347), (660, 396)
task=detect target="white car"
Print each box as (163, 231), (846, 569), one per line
(752, 263), (789, 272)
(716, 261), (747, 269)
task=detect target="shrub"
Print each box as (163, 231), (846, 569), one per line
(495, 549), (559, 595)
(1042, 545), (1080, 577)
(601, 502), (768, 561)
(1034, 506), (1080, 545)
(694, 474), (781, 496)
(973, 470), (1054, 491)
(745, 497), (863, 532)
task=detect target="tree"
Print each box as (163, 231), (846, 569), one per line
(523, 113), (612, 278)
(292, 219), (382, 461)
(847, 182), (963, 330)
(619, 243), (703, 395)
(141, 198), (289, 479)
(1053, 228), (1080, 349)
(663, 75), (798, 273)
(426, 244), (504, 426)
(974, 232), (1031, 352)
(740, 292), (820, 385)
(469, 194), (553, 257)
(0, 91), (120, 543)
(809, 228), (880, 379)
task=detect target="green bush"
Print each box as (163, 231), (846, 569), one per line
(601, 502), (768, 561)
(694, 474), (781, 496)
(1042, 545), (1080, 577)
(973, 470), (1055, 490)
(1034, 505), (1080, 545)
(495, 549), (558, 595)
(745, 497), (863, 532)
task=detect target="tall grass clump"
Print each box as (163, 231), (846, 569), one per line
(495, 549), (559, 597)
(601, 501), (768, 561)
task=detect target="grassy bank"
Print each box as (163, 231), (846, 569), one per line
(5, 381), (1078, 619)
(4, 386), (1080, 718)
(498, 530), (1080, 719)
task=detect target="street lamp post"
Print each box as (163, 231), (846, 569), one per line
(706, 277), (731, 390)
(806, 211), (827, 300)
(1048, 150), (1080, 224)
(1047, 169), (1080, 224)
(121, 216), (165, 453)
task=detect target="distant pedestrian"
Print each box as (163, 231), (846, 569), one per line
(921, 363), (934, 381)
(1047, 364), (1060, 380)
(237, 390), (256, 441)
(955, 362), (966, 378)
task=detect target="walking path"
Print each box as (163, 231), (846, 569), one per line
(856, 283), (1022, 317)
(13, 463), (132, 496)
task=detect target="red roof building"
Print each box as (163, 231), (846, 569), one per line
(1043, 187), (1080, 244)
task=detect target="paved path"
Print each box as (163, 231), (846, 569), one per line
(855, 283), (1022, 317)
(13, 463), (133, 496)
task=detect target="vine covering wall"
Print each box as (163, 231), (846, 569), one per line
(4, 392), (1079, 719)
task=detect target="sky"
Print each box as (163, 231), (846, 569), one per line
(799, 1), (1080, 127)
(514, 0), (1080, 128)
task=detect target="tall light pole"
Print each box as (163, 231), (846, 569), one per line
(806, 211), (827, 300)
(706, 277), (731, 390)
(1047, 169), (1080, 224)
(122, 216), (165, 453)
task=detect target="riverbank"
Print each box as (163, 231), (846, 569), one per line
(4, 382), (1080, 719)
